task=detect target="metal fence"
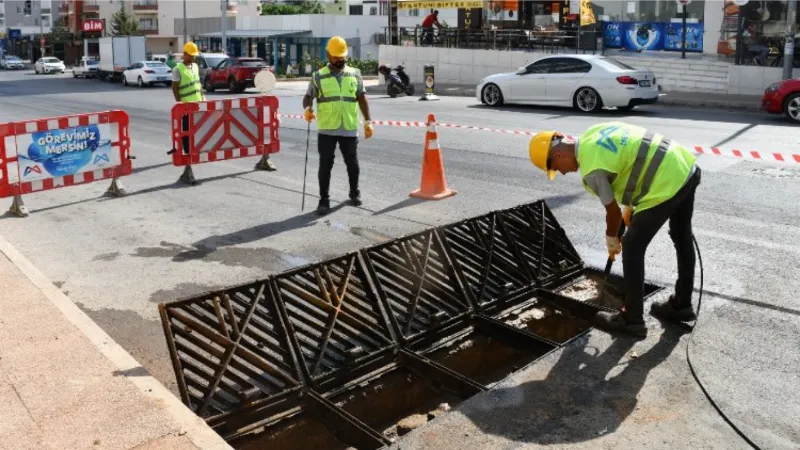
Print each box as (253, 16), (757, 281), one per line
(386, 26), (604, 55)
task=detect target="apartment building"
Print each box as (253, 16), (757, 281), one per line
(1, 0), (54, 59)
(51, 0), (253, 55)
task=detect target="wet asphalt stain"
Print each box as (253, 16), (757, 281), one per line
(323, 219), (395, 243)
(53, 280), (65, 288)
(74, 302), (180, 397)
(149, 282), (224, 304)
(131, 241), (311, 271)
(92, 252), (121, 262)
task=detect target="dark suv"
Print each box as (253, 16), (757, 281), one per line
(203, 57), (272, 93)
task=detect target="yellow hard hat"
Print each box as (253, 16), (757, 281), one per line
(326, 36), (348, 58)
(183, 41), (199, 56)
(529, 130), (557, 180)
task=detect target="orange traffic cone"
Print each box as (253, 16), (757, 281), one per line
(409, 114), (457, 200)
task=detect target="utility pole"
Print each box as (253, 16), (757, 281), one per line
(221, 0), (228, 54)
(783, 0), (797, 80)
(183, 0), (187, 46)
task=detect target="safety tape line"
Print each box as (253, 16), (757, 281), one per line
(277, 114), (800, 164)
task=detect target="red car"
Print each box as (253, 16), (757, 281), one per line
(203, 57), (273, 94)
(761, 78), (800, 123)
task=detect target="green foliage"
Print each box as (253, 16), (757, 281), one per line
(46, 16), (72, 44)
(346, 58), (378, 75)
(260, 0), (324, 15)
(111, 1), (139, 36)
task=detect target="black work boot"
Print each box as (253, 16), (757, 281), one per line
(317, 197), (330, 216)
(348, 190), (362, 207)
(650, 295), (697, 323)
(595, 310), (647, 338)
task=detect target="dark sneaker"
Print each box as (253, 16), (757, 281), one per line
(317, 198), (330, 216)
(595, 311), (647, 338)
(650, 296), (696, 323)
(348, 190), (362, 207)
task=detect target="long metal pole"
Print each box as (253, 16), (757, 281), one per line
(681, 4), (687, 60)
(783, 0), (797, 80)
(221, 0), (228, 54)
(39, 4), (44, 59)
(183, 0), (187, 45)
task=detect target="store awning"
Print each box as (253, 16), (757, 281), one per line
(398, 1), (484, 9)
(198, 30), (311, 38)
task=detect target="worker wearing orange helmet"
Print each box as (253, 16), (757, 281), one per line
(528, 122), (701, 338)
(302, 36), (373, 215)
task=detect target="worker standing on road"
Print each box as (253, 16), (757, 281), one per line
(528, 122), (701, 338)
(302, 36), (373, 216)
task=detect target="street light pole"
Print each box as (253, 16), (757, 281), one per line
(221, 0), (228, 54)
(783, 0), (797, 80)
(39, 1), (44, 58)
(183, 0), (187, 45)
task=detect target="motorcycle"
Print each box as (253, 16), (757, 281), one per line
(379, 64), (415, 98)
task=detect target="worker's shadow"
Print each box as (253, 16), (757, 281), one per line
(461, 324), (687, 445)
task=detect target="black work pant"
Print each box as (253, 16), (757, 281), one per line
(622, 167), (702, 323)
(181, 114), (190, 154)
(318, 134), (359, 200)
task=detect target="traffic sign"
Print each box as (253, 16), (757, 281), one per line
(40, 37), (45, 47)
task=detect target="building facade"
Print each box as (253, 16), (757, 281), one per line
(1, 0), (55, 60)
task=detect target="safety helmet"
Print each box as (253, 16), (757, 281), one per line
(528, 130), (557, 180)
(326, 36), (348, 58)
(183, 41), (200, 56)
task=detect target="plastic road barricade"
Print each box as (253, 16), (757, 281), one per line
(0, 110), (133, 217)
(170, 95), (280, 184)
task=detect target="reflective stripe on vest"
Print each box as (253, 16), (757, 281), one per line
(314, 66), (359, 131)
(177, 63), (203, 102)
(621, 133), (672, 207)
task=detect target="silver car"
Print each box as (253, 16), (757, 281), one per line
(1, 55), (25, 70)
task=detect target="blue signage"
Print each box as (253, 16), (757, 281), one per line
(8, 29), (22, 41)
(602, 21), (703, 53)
(17, 124), (115, 181)
(663, 22), (704, 52)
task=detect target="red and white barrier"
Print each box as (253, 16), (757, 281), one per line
(170, 95), (280, 184)
(0, 110), (132, 217)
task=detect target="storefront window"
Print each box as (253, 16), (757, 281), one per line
(596, 0), (706, 53)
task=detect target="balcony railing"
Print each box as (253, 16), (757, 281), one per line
(133, 0), (158, 11)
(138, 25), (159, 35)
(58, 2), (69, 14)
(83, 1), (99, 13)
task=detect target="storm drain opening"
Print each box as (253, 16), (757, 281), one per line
(553, 267), (664, 310)
(158, 199), (665, 448)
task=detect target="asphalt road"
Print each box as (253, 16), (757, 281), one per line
(0, 70), (798, 449)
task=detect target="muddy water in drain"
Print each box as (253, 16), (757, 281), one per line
(333, 368), (462, 441)
(230, 415), (349, 450)
(424, 332), (545, 386)
(558, 273), (626, 310)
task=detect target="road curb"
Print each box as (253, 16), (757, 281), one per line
(0, 233), (232, 450)
(366, 83), (763, 112)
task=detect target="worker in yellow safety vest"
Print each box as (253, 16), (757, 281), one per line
(528, 122), (702, 338)
(302, 35), (373, 215)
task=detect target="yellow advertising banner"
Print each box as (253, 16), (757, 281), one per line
(398, 1), (484, 9)
(580, 0), (596, 26)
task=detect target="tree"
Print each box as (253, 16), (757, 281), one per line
(260, 0), (324, 15)
(110, 0), (139, 36)
(46, 16), (73, 44)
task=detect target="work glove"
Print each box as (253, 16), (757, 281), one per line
(304, 106), (315, 122)
(606, 235), (622, 261)
(364, 120), (374, 139)
(622, 206), (633, 228)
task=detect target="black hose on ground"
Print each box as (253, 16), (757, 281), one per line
(686, 234), (762, 450)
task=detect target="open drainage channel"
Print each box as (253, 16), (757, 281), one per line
(158, 200), (664, 449)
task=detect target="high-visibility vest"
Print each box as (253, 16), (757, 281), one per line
(313, 65), (359, 131)
(176, 62), (203, 102)
(577, 122), (697, 213)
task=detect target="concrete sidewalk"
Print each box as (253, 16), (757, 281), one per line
(0, 234), (231, 450)
(366, 82), (763, 112)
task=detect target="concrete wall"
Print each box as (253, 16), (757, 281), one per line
(379, 45), (781, 96)
(2, 0), (54, 36)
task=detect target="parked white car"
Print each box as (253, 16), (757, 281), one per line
(73, 58), (99, 78)
(477, 54), (660, 113)
(1, 55), (25, 70)
(122, 60), (172, 87)
(34, 57), (66, 74)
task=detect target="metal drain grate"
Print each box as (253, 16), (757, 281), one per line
(362, 229), (470, 345)
(438, 211), (534, 310)
(496, 201), (583, 289)
(158, 280), (303, 423)
(271, 252), (396, 392)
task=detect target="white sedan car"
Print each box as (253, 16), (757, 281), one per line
(477, 54), (660, 113)
(34, 57), (66, 74)
(122, 61), (172, 87)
